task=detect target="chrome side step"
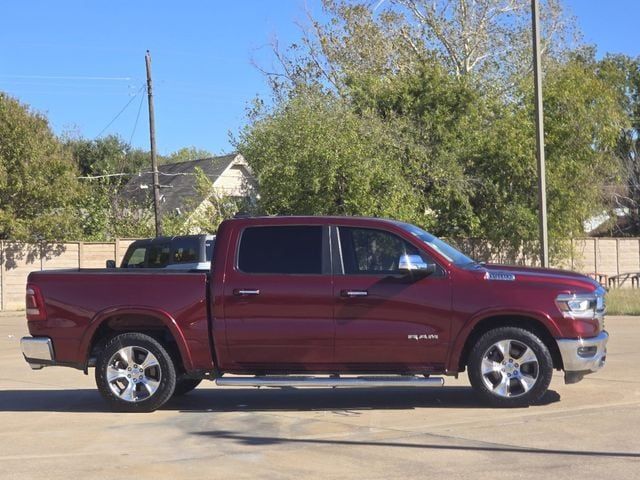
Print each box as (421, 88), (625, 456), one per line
(215, 375), (444, 388)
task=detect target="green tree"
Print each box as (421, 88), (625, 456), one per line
(596, 54), (640, 235)
(263, 0), (575, 97)
(64, 134), (148, 180)
(64, 135), (155, 240)
(237, 89), (424, 223)
(461, 53), (625, 256)
(241, 1), (627, 263)
(161, 147), (213, 164)
(0, 93), (83, 241)
(345, 60), (484, 236)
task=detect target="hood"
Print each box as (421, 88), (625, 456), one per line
(478, 263), (601, 293)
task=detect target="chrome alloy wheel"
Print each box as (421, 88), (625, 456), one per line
(106, 346), (161, 403)
(480, 339), (539, 398)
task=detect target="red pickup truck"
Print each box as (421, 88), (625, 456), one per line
(21, 216), (608, 412)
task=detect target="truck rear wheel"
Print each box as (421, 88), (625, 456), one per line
(468, 327), (553, 408)
(173, 378), (202, 396)
(95, 332), (176, 412)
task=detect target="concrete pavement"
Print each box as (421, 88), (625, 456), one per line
(0, 314), (638, 479)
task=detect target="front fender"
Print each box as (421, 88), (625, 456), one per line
(446, 307), (562, 373)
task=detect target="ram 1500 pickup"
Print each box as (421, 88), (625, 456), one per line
(21, 216), (608, 412)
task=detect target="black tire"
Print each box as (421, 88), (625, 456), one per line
(95, 332), (177, 412)
(468, 327), (553, 408)
(173, 378), (202, 397)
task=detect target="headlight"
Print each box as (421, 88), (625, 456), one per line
(555, 292), (599, 319)
(596, 294), (605, 312)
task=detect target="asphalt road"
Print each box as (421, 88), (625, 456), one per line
(1, 313), (638, 479)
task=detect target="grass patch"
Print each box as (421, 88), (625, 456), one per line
(606, 288), (640, 316)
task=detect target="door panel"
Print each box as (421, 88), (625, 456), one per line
(224, 273), (334, 368)
(333, 226), (452, 371)
(223, 225), (334, 370)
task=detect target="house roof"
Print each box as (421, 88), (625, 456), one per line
(120, 153), (240, 216)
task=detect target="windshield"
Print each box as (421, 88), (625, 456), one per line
(396, 222), (475, 266)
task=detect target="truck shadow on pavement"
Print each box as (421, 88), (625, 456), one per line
(192, 429), (640, 459)
(0, 386), (560, 413)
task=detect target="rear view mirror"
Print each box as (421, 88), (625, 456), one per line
(106, 260), (116, 269)
(398, 254), (436, 276)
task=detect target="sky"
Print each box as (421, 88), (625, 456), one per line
(1, 1), (639, 156)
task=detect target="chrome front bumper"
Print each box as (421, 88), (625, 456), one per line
(21, 337), (54, 370)
(556, 331), (608, 384)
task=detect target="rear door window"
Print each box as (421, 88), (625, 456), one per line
(171, 237), (199, 264)
(238, 226), (323, 274)
(146, 243), (171, 268)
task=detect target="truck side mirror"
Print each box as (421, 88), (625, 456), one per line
(398, 254), (436, 276)
(106, 260), (116, 269)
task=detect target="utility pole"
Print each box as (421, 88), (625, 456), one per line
(531, 0), (548, 267)
(145, 50), (163, 237)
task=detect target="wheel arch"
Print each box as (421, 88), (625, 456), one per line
(80, 307), (194, 372)
(451, 313), (563, 373)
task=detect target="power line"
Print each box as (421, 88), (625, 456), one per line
(372, 0), (386, 12)
(78, 172), (133, 179)
(78, 170), (216, 180)
(128, 86), (146, 145)
(0, 74), (132, 81)
(78, 165), (230, 182)
(94, 83), (145, 139)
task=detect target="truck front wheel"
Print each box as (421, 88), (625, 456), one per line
(95, 332), (177, 412)
(468, 327), (553, 407)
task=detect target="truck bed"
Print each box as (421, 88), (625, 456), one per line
(26, 269), (213, 372)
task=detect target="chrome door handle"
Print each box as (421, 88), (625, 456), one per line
(234, 289), (260, 296)
(342, 290), (368, 297)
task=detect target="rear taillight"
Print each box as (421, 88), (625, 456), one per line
(26, 284), (47, 321)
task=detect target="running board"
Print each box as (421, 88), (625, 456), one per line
(215, 375), (444, 388)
